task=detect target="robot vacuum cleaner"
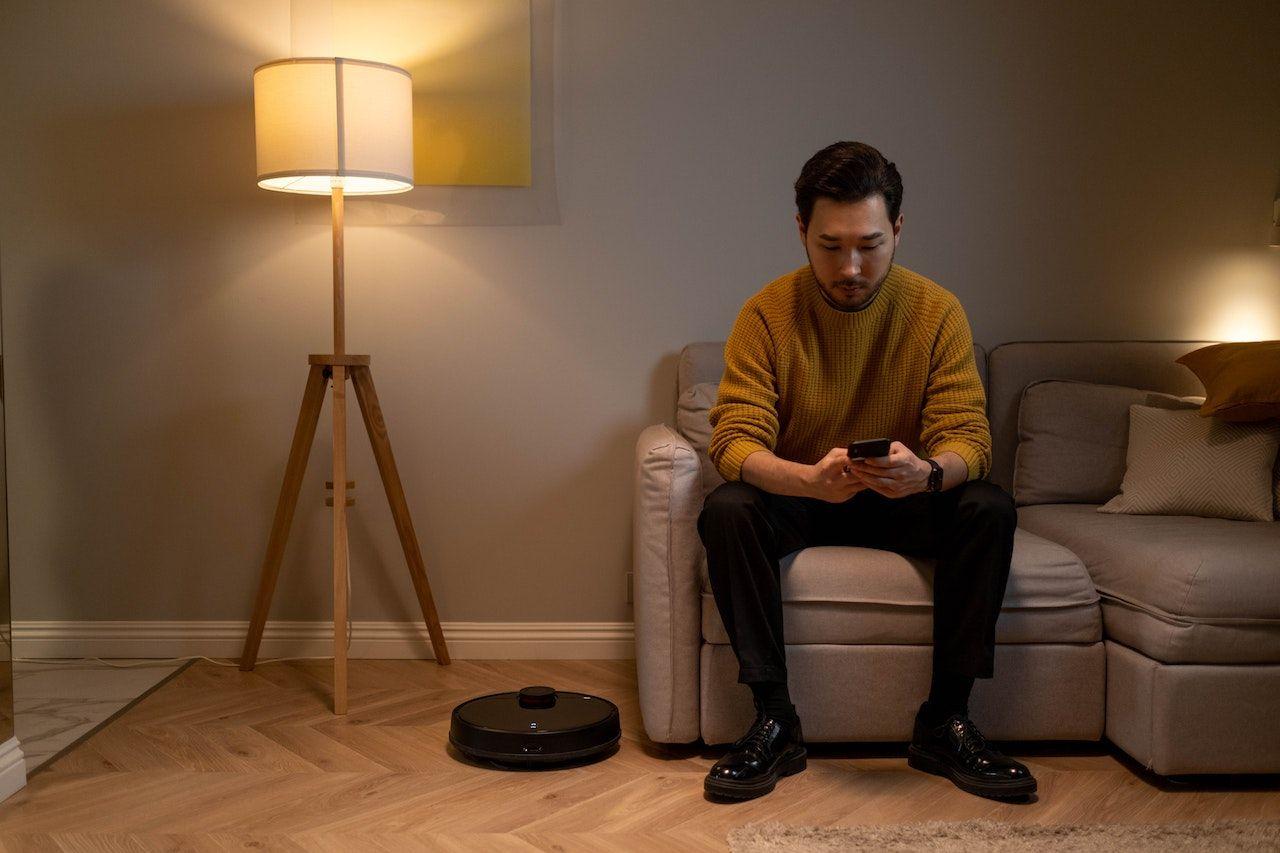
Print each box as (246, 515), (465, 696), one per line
(449, 685), (621, 768)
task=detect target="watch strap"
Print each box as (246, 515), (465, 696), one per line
(926, 458), (944, 492)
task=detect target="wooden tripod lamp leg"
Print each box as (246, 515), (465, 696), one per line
(241, 364), (331, 671)
(350, 365), (451, 665)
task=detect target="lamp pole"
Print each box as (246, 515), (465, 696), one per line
(331, 182), (349, 713)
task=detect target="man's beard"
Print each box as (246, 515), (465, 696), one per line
(808, 247), (895, 310)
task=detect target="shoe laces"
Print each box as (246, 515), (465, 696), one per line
(949, 716), (989, 757)
(734, 715), (778, 757)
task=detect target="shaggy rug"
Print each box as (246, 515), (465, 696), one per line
(726, 818), (1280, 852)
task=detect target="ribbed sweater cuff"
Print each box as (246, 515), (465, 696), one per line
(718, 439), (771, 482)
(929, 442), (986, 482)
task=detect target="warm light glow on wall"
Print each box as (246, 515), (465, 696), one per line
(294, 0), (533, 187)
(1199, 253), (1280, 342)
(1212, 301), (1276, 343)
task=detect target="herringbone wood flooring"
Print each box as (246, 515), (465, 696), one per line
(0, 658), (1276, 851)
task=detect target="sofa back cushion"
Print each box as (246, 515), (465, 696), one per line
(677, 342), (728, 397)
(1013, 379), (1202, 506)
(988, 341), (1214, 492)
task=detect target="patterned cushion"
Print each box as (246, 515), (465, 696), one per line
(1099, 406), (1280, 522)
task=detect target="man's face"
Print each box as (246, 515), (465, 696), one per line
(797, 194), (903, 310)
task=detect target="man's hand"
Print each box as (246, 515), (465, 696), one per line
(846, 440), (931, 499)
(804, 447), (870, 503)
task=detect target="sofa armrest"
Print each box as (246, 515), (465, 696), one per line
(633, 423), (705, 743)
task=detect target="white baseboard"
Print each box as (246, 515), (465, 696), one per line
(12, 620), (637, 661)
(0, 737), (27, 803)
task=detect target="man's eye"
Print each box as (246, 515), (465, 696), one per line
(822, 245), (839, 251)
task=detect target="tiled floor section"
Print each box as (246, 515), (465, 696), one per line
(13, 659), (191, 775)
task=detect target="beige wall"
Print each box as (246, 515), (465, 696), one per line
(0, 0), (1277, 627)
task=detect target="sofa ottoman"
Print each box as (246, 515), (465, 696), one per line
(1019, 504), (1280, 774)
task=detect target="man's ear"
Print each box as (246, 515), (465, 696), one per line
(795, 212), (807, 243)
(892, 212), (904, 245)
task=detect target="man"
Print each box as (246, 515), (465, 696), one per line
(698, 141), (1035, 802)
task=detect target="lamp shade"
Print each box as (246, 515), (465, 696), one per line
(253, 57), (414, 195)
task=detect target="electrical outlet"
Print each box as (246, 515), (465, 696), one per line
(626, 572), (633, 604)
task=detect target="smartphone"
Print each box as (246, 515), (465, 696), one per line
(848, 438), (891, 459)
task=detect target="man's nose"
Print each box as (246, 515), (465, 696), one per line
(839, 253), (861, 278)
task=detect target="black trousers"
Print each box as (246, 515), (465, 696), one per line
(697, 478), (1016, 686)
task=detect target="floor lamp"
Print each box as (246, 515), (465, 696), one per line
(239, 57), (451, 715)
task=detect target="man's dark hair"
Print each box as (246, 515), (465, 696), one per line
(794, 141), (903, 230)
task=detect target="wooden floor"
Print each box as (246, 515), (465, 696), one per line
(0, 658), (1276, 851)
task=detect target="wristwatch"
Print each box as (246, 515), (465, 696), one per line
(925, 458), (944, 493)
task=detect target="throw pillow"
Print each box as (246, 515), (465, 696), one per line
(1175, 341), (1280, 422)
(676, 381), (725, 494)
(1013, 379), (1203, 506)
(1099, 405), (1280, 522)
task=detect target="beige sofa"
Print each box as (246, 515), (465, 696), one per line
(633, 339), (1280, 776)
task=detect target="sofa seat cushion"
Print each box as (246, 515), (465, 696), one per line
(1018, 504), (1280, 664)
(701, 528), (1100, 646)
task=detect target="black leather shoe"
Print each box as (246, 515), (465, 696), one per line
(704, 713), (807, 800)
(907, 704), (1036, 799)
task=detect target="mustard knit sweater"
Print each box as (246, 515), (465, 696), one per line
(708, 262), (992, 484)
